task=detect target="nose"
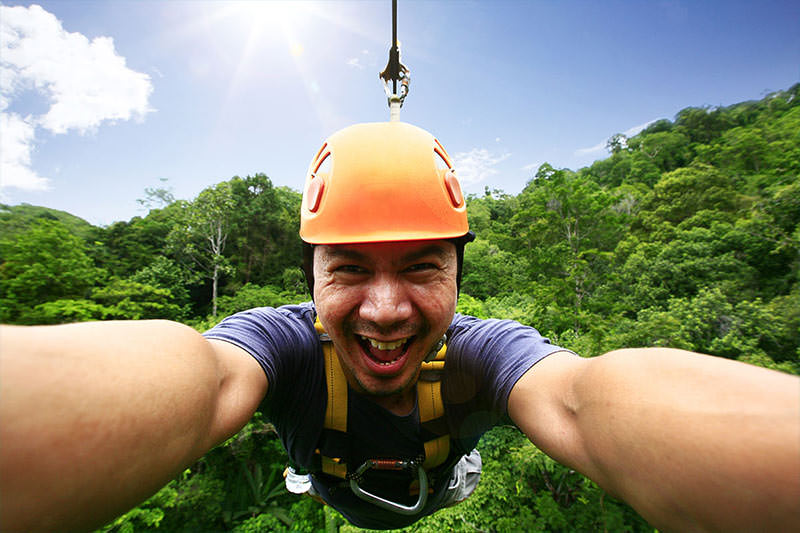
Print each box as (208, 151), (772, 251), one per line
(358, 274), (413, 330)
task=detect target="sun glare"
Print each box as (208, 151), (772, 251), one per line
(218, 1), (307, 37)
(182, 0), (357, 131)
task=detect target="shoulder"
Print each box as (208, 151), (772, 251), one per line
(446, 313), (563, 361)
(204, 302), (317, 351)
(203, 302), (320, 383)
(443, 313), (572, 416)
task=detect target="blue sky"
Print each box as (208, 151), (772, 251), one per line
(1, 0), (798, 226)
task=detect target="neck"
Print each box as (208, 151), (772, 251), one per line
(367, 388), (416, 417)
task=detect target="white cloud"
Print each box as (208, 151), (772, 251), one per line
(0, 112), (49, 190)
(574, 119), (660, 157)
(452, 148), (511, 186)
(575, 141), (606, 156)
(624, 119), (658, 137)
(346, 57), (364, 69)
(0, 4), (153, 191)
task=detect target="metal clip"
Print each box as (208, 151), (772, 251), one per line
(381, 62), (410, 102)
(424, 335), (446, 362)
(349, 459), (428, 515)
(285, 466), (311, 494)
(379, 44), (410, 121)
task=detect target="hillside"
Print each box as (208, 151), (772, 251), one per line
(0, 203), (96, 240)
(1, 85), (798, 533)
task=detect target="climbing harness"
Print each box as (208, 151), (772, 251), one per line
(379, 0), (410, 121)
(304, 317), (451, 514)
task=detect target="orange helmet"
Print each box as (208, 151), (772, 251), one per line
(299, 122), (470, 244)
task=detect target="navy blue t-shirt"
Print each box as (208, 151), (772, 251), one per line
(204, 302), (567, 529)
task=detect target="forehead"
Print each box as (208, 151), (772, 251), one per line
(315, 240), (456, 264)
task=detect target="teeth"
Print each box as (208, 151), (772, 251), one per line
(361, 336), (407, 351)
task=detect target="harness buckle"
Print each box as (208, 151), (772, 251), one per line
(349, 459), (429, 515)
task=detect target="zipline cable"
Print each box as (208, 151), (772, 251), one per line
(391, 0), (397, 96)
(379, 0), (409, 121)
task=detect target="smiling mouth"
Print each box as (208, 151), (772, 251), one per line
(358, 335), (411, 366)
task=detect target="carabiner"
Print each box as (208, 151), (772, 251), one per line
(349, 459), (429, 515)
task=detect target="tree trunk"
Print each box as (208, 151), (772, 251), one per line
(212, 263), (219, 318)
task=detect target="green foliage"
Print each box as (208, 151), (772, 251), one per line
(137, 179), (176, 210)
(604, 288), (798, 373)
(340, 426), (649, 533)
(0, 219), (105, 323)
(91, 203), (187, 279)
(216, 283), (307, 317)
(461, 238), (527, 299)
(22, 279), (187, 324)
(130, 256), (195, 314)
(29, 298), (111, 324)
(167, 183), (236, 317)
(0, 203), (95, 241)
(226, 175), (303, 288)
(7, 84), (799, 530)
(96, 413), (311, 533)
(163, 176), (304, 317)
(232, 513), (288, 533)
(98, 482), (177, 533)
(92, 279), (186, 320)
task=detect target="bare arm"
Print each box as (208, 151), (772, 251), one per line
(0, 320), (267, 532)
(508, 348), (800, 533)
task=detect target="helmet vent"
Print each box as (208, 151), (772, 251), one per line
(312, 142), (328, 168)
(444, 171), (464, 208)
(307, 148), (331, 213)
(306, 177), (324, 213)
(312, 150), (331, 176)
(433, 146), (453, 171)
(433, 139), (453, 169)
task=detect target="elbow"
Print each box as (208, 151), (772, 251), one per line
(148, 320), (225, 459)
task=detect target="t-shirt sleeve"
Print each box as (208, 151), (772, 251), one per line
(202, 303), (321, 412)
(443, 314), (575, 441)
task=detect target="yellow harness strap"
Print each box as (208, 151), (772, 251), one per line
(418, 350), (449, 470)
(315, 319), (349, 479)
(314, 318), (450, 478)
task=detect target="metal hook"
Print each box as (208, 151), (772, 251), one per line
(349, 459), (429, 515)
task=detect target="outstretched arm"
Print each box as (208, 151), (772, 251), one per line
(508, 348), (800, 533)
(0, 320), (267, 532)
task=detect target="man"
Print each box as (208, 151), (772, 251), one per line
(1, 122), (798, 532)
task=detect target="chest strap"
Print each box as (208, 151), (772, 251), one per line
(314, 318), (450, 479)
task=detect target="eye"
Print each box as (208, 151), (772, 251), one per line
(335, 264), (367, 275)
(404, 263), (438, 273)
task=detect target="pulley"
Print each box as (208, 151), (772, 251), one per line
(379, 0), (410, 121)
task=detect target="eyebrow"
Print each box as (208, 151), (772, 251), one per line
(324, 247), (370, 263)
(401, 244), (451, 264)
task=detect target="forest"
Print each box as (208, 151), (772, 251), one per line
(1, 84), (798, 532)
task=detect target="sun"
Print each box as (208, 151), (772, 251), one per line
(177, 0), (355, 130)
(214, 1), (311, 44)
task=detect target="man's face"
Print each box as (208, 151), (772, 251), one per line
(313, 240), (458, 408)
